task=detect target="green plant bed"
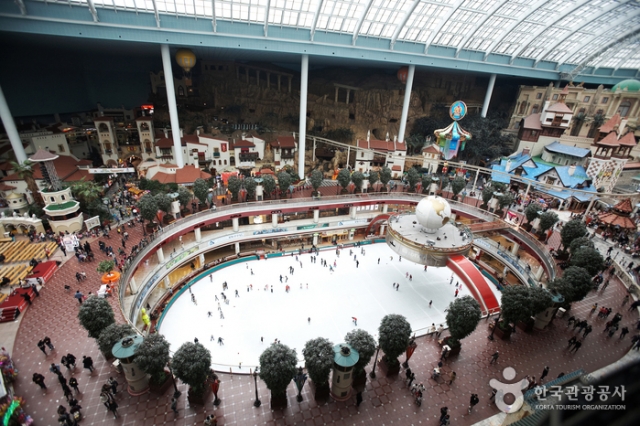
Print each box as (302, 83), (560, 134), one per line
(378, 355), (400, 376)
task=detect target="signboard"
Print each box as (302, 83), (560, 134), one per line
(62, 234), (79, 253)
(89, 168), (135, 174)
(84, 215), (101, 230)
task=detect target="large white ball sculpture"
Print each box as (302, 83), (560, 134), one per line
(415, 196), (452, 233)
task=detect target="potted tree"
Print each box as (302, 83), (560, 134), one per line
(450, 176), (466, 200)
(368, 171), (380, 193)
(405, 168), (420, 193)
(337, 169), (351, 194)
(445, 296), (481, 351)
(155, 192), (173, 224)
(134, 333), (172, 395)
(379, 167), (392, 192)
(523, 203), (543, 232)
(569, 246), (604, 276)
(310, 170), (323, 197)
(227, 176), (242, 201)
(560, 219), (587, 250)
(192, 178), (209, 210)
(500, 286), (536, 335)
(377, 314), (412, 376)
(176, 186), (192, 216)
(548, 266), (592, 306)
(530, 286), (554, 330)
(351, 171), (365, 194)
(244, 177), (257, 201)
(537, 211), (559, 242)
(262, 174), (276, 199)
(480, 186), (494, 210)
(277, 172), (292, 198)
(78, 296), (116, 339)
(422, 175), (434, 194)
(344, 329), (376, 391)
(259, 343), (298, 409)
(496, 193), (515, 217)
(302, 337), (334, 401)
(172, 342), (212, 405)
(97, 260), (119, 284)
(97, 323), (135, 359)
(138, 192), (159, 233)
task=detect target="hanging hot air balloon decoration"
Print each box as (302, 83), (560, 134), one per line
(397, 66), (409, 84)
(175, 49), (196, 86)
(434, 101), (472, 160)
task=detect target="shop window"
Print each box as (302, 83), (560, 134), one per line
(536, 93), (542, 99)
(552, 94), (558, 100)
(583, 96), (590, 102)
(601, 97), (608, 104)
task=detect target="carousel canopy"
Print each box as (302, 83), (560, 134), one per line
(598, 198), (636, 230)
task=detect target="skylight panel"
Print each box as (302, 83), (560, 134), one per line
(359, 0), (409, 38)
(268, 0), (318, 27)
(396, 2), (447, 42)
(316, 0), (368, 33)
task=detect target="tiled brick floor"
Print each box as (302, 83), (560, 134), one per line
(7, 194), (639, 425)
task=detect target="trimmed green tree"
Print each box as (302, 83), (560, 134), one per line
(78, 296), (116, 339)
(97, 323), (135, 358)
(172, 342), (212, 396)
(227, 176), (242, 200)
(422, 175), (434, 194)
(277, 172), (292, 197)
(529, 286), (554, 317)
(561, 219), (587, 249)
(524, 203), (543, 223)
(538, 211), (559, 234)
(351, 171), (365, 192)
(192, 178), (209, 206)
(497, 193), (515, 214)
(548, 266), (592, 304)
(302, 338), (334, 397)
(499, 285), (552, 328)
(451, 176), (466, 200)
(405, 168), (420, 192)
(569, 237), (594, 255)
(135, 333), (171, 385)
(368, 171), (380, 190)
(154, 193), (172, 214)
(481, 186), (494, 208)
(445, 296), (481, 346)
(378, 314), (412, 370)
(344, 329), (376, 378)
(262, 174), (276, 198)
(379, 167), (392, 191)
(259, 343), (298, 406)
(97, 260), (115, 275)
(570, 246), (604, 276)
(138, 193), (159, 229)
(337, 169), (351, 192)
(310, 170), (323, 195)
(176, 186), (192, 210)
(244, 177), (257, 200)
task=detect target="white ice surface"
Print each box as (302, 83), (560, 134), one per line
(159, 243), (501, 370)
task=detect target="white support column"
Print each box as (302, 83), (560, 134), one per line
(156, 247), (165, 263)
(346, 146), (350, 169)
(481, 74), (497, 118)
(235, 242), (240, 254)
(346, 89), (350, 105)
(313, 234), (318, 246)
(272, 214), (279, 227)
(164, 276), (171, 288)
(194, 227), (202, 242)
(0, 85), (27, 164)
(312, 137), (316, 162)
(298, 55), (309, 179)
(398, 65), (415, 142)
(472, 170), (479, 192)
(380, 225), (386, 236)
(129, 276), (137, 294)
(198, 253), (205, 266)
(524, 182), (532, 202)
(349, 207), (357, 219)
(313, 209), (320, 223)
(511, 243), (520, 256)
(382, 205), (388, 213)
(160, 44), (184, 168)
(584, 196), (597, 218)
(232, 217), (239, 232)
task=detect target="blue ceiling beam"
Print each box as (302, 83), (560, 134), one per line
(0, 1), (632, 86)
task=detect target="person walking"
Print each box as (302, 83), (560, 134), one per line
(448, 371), (457, 385)
(69, 377), (80, 393)
(620, 326), (630, 339)
(490, 351), (499, 364)
(583, 325), (593, 338)
(108, 377), (119, 394)
(37, 339), (47, 355)
(82, 356), (94, 373)
(468, 393), (480, 413)
(74, 290), (84, 304)
(171, 397), (179, 415)
(43, 336), (54, 351)
(570, 340), (582, 353)
(440, 407), (449, 424)
(218, 337), (224, 345)
(66, 353), (76, 370)
(32, 372), (46, 389)
(540, 366), (549, 382)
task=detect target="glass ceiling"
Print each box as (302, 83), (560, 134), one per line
(29, 0), (640, 70)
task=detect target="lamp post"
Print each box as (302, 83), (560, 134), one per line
(252, 368), (261, 407)
(167, 361), (182, 399)
(487, 312), (502, 341)
(369, 345), (381, 379)
(294, 367), (307, 402)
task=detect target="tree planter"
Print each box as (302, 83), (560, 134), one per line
(145, 224), (158, 233)
(149, 371), (172, 395)
(522, 223), (533, 233)
(378, 356), (400, 376)
(308, 380), (331, 401)
(554, 250), (570, 261)
(494, 324), (512, 340)
(187, 385), (211, 406)
(440, 336), (461, 356)
(516, 319), (534, 333)
(269, 392), (288, 409)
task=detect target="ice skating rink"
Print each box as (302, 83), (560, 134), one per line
(159, 243), (501, 369)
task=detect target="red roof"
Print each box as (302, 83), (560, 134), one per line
(29, 149), (59, 162)
(618, 132), (637, 147)
(422, 145), (441, 155)
(156, 138), (175, 148)
(63, 169), (95, 183)
(613, 198), (633, 213)
(599, 113), (621, 134)
(356, 139), (407, 152)
(0, 183), (16, 191)
(546, 102), (573, 114)
(3, 154), (87, 182)
(271, 136), (296, 149)
(234, 140), (256, 148)
(597, 211), (636, 229)
(154, 166), (211, 184)
(521, 113), (542, 130)
(597, 132), (620, 147)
